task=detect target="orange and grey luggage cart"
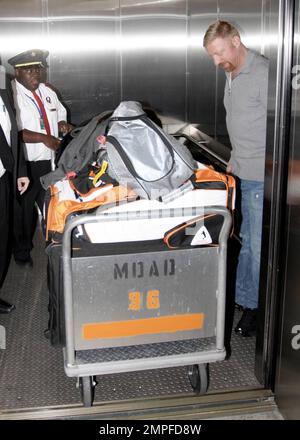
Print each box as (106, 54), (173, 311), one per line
(62, 206), (231, 406)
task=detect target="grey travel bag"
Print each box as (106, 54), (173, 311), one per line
(103, 101), (197, 199)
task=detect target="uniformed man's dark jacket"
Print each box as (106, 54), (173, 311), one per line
(0, 83), (27, 189)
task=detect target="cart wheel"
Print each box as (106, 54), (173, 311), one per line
(79, 376), (95, 407)
(187, 364), (208, 395)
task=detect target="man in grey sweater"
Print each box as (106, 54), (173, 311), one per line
(203, 21), (268, 336)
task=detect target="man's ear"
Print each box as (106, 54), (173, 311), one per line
(15, 69), (19, 79)
(232, 35), (241, 48)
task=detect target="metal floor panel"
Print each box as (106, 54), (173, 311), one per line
(0, 225), (261, 411)
(76, 337), (217, 364)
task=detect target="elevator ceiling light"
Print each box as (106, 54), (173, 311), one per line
(0, 34), (204, 54)
(0, 33), (277, 57)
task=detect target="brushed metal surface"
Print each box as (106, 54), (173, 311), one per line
(187, 0), (217, 135)
(72, 248), (218, 349)
(275, 0), (300, 420)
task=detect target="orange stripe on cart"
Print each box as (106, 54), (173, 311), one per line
(82, 313), (204, 340)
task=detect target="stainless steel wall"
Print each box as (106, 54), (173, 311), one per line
(254, 0), (281, 385)
(1, 0), (199, 126)
(274, 0), (300, 419)
(187, 0), (217, 134)
(120, 0), (187, 123)
(0, 0), (263, 134)
(46, 0), (121, 124)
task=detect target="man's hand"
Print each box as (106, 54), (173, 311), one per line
(58, 120), (74, 135)
(21, 129), (61, 151)
(17, 177), (30, 195)
(43, 135), (61, 151)
(226, 163), (234, 174)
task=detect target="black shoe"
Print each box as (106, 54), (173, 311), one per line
(0, 298), (16, 314)
(234, 308), (257, 337)
(15, 256), (33, 268)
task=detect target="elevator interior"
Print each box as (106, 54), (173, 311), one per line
(0, 0), (298, 419)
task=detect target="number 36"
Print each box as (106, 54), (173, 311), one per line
(128, 290), (160, 311)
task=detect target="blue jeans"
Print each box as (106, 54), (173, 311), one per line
(235, 179), (264, 310)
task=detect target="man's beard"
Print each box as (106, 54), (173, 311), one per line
(220, 61), (236, 72)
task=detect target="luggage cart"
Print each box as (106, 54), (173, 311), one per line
(62, 206), (231, 406)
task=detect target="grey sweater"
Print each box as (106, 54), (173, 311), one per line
(224, 50), (269, 182)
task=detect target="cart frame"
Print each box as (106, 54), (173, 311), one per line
(61, 206), (231, 405)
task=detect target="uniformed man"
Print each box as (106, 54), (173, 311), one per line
(8, 49), (73, 266)
(0, 70), (29, 313)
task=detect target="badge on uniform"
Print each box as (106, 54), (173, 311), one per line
(46, 96), (51, 103)
(40, 118), (45, 130)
